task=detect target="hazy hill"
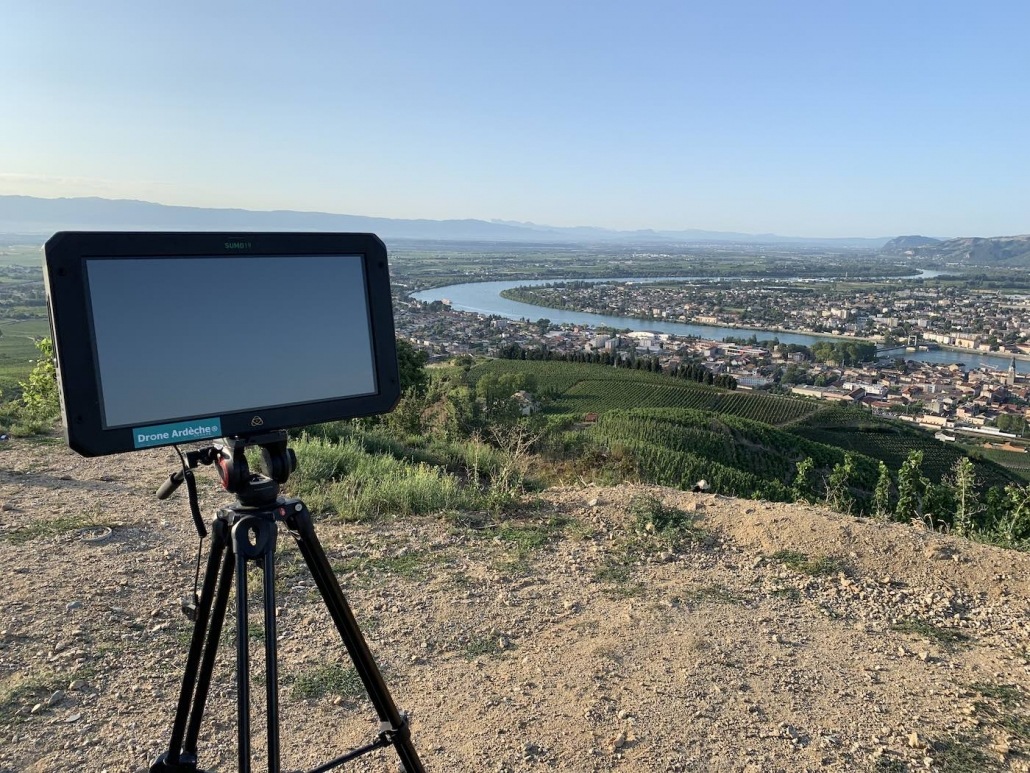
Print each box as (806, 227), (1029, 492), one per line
(880, 235), (943, 253)
(0, 195), (889, 248)
(883, 233), (1030, 266)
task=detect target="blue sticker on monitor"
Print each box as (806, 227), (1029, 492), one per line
(133, 418), (223, 449)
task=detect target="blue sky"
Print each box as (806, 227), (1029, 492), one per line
(2, 1), (1028, 237)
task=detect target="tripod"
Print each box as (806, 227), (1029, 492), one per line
(149, 433), (425, 773)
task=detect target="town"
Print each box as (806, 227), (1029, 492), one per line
(394, 288), (1029, 447)
(502, 277), (1030, 353)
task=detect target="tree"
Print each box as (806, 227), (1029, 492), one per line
(923, 483), (956, 529)
(791, 457), (817, 504)
(825, 453), (856, 515)
(444, 385), (482, 440)
(873, 461), (893, 520)
(475, 372), (536, 426)
(949, 457), (982, 538)
(385, 391), (423, 436)
(396, 338), (429, 395)
(19, 338), (59, 423)
(894, 450), (927, 522)
(995, 484), (1030, 546)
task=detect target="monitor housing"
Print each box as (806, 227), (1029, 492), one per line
(45, 232), (400, 457)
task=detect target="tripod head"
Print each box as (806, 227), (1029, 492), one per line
(213, 432), (297, 506)
(157, 430), (298, 516)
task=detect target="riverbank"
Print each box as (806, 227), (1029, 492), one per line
(498, 290), (1030, 365)
(411, 276), (1030, 374)
(498, 289), (882, 345)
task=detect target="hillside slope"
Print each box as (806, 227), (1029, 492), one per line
(1, 440), (1028, 772)
(883, 234), (1030, 266)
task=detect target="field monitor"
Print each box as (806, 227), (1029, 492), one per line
(44, 232), (400, 457)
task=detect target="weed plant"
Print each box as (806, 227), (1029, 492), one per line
(770, 549), (842, 576)
(290, 662), (363, 701)
(630, 494), (708, 549)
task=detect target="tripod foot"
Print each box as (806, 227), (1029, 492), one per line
(150, 751), (207, 772)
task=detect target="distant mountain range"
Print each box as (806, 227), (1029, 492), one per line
(0, 195), (889, 248)
(882, 234), (1030, 266)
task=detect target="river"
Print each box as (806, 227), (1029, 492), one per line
(410, 274), (1028, 374)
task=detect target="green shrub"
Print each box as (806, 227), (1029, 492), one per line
(290, 434), (482, 521)
(19, 338), (59, 424)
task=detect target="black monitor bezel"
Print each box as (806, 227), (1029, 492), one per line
(44, 231), (400, 457)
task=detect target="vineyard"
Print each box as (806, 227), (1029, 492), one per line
(590, 408), (881, 502)
(467, 360), (1019, 507)
(553, 380), (819, 424)
(469, 359), (822, 426)
(788, 407), (1017, 490)
(978, 447), (1030, 481)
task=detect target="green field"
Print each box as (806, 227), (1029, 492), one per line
(973, 447), (1030, 482)
(0, 243), (44, 267)
(472, 359), (1020, 507)
(555, 380), (818, 424)
(590, 407), (880, 500)
(0, 319), (50, 397)
(469, 359), (821, 426)
(788, 406), (1015, 490)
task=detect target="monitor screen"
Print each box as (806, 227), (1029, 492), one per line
(86, 255), (377, 427)
(45, 232), (400, 456)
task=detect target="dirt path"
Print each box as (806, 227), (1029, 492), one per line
(1, 438), (1028, 772)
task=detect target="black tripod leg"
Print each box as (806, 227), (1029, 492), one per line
(182, 528), (236, 760)
(285, 503), (425, 773)
(233, 518), (255, 773)
(231, 514), (282, 773)
(151, 517), (230, 772)
(262, 531), (281, 771)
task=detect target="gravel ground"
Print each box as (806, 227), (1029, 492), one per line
(1, 437), (1029, 772)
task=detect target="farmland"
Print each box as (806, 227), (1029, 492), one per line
(0, 244), (49, 398)
(468, 360), (822, 426)
(0, 318), (49, 397)
(469, 359), (1020, 509)
(787, 406), (1015, 491)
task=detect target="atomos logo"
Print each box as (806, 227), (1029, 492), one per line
(251, 416), (264, 427)
(225, 241), (252, 250)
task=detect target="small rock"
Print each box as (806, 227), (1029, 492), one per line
(47, 690), (65, 707)
(779, 723), (800, 741)
(612, 731), (627, 750)
(992, 740), (1011, 755)
(66, 601), (82, 612)
(907, 731), (924, 749)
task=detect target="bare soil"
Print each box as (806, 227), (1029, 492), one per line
(1, 438), (1029, 772)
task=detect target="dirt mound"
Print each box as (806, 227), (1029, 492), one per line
(1, 439), (1028, 772)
